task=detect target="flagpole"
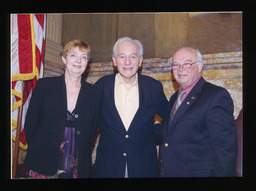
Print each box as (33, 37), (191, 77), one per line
(12, 83), (24, 179)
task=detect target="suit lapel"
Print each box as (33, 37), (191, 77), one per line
(75, 79), (90, 111)
(57, 74), (67, 112)
(128, 79), (143, 132)
(108, 74), (127, 132)
(111, 74), (154, 133)
(170, 77), (206, 126)
(168, 91), (178, 113)
(128, 75), (151, 133)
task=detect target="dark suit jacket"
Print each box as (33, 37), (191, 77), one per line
(24, 75), (102, 178)
(160, 77), (237, 177)
(94, 74), (168, 178)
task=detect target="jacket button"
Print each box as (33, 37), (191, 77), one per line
(75, 114), (79, 118)
(123, 153), (127, 157)
(164, 143), (168, 147)
(77, 131), (80, 134)
(125, 135), (129, 139)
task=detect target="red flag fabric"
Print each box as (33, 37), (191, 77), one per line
(11, 14), (46, 150)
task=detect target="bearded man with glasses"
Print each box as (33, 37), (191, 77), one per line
(160, 47), (237, 177)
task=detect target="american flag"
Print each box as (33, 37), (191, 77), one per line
(11, 14), (46, 150)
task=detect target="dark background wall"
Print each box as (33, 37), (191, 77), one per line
(61, 12), (242, 62)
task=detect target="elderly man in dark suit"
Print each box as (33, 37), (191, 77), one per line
(160, 47), (237, 177)
(94, 37), (168, 178)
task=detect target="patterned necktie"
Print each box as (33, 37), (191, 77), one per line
(170, 89), (186, 121)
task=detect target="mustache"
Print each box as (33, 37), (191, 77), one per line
(177, 73), (188, 75)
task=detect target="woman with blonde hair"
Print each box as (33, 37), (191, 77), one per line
(24, 40), (102, 178)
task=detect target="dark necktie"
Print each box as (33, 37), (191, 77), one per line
(170, 89), (186, 121)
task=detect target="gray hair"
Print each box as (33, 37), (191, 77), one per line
(112, 37), (143, 58)
(169, 47), (204, 65)
(195, 49), (203, 62)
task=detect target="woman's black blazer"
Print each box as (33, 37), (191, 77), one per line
(24, 75), (102, 178)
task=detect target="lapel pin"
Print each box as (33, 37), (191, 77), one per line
(191, 96), (196, 100)
(187, 101), (190, 105)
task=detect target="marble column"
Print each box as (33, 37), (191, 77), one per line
(44, 14), (64, 77)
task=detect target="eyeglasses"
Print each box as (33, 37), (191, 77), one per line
(171, 61), (199, 70)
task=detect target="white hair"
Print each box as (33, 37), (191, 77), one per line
(112, 37), (143, 58)
(169, 47), (204, 65)
(195, 49), (203, 62)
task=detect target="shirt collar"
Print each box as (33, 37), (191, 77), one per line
(116, 73), (138, 88)
(179, 76), (202, 97)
